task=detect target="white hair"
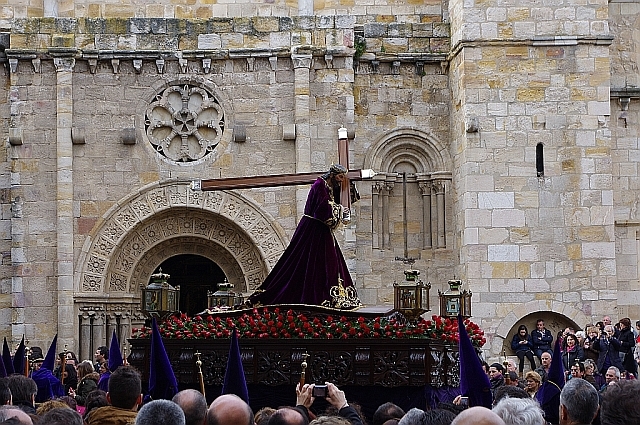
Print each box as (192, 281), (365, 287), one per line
(492, 397), (545, 425)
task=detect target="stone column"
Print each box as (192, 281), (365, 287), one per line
(292, 54), (312, 219)
(419, 181), (432, 249)
(372, 182), (382, 249)
(434, 180), (446, 248)
(381, 181), (394, 249)
(8, 64), (26, 343)
(79, 309), (95, 361)
(54, 56), (75, 350)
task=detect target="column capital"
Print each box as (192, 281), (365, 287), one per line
(53, 57), (76, 72)
(292, 54), (312, 69)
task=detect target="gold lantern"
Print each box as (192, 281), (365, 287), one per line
(438, 279), (472, 318)
(207, 278), (245, 309)
(142, 268), (180, 318)
(393, 269), (431, 322)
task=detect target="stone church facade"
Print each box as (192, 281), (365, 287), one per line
(0, 0), (637, 362)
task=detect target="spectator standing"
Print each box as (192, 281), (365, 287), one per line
(617, 318), (637, 377)
(135, 399), (185, 425)
(594, 325), (624, 376)
(172, 389), (207, 425)
(600, 379), (640, 425)
(85, 366), (142, 425)
(558, 377), (599, 425)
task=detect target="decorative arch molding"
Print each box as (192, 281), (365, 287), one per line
(75, 179), (288, 297)
(363, 128), (452, 250)
(494, 300), (590, 339)
(363, 127), (451, 173)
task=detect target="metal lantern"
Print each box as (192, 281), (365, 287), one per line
(142, 268), (180, 318)
(438, 279), (472, 318)
(207, 278), (245, 309)
(393, 269), (431, 322)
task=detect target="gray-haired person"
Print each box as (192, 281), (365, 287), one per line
(135, 399), (185, 425)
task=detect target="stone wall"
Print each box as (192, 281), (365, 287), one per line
(0, 0), (637, 363)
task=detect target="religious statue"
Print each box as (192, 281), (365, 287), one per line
(247, 164), (362, 309)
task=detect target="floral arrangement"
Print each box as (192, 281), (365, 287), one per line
(132, 308), (486, 348)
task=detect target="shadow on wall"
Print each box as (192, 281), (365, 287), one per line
(503, 311), (582, 356)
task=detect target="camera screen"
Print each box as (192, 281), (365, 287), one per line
(313, 385), (327, 397)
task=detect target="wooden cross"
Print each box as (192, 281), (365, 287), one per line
(192, 129), (375, 202)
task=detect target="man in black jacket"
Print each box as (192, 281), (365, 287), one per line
(531, 319), (554, 362)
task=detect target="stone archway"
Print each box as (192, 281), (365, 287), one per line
(489, 300), (590, 357)
(73, 179), (288, 359)
(75, 179), (288, 296)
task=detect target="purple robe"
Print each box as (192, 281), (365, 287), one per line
(248, 177), (359, 307)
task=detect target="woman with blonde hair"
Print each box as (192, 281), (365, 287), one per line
(524, 371), (542, 398)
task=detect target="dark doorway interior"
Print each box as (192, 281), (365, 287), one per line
(158, 254), (226, 316)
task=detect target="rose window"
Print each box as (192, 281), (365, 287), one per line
(145, 84), (225, 162)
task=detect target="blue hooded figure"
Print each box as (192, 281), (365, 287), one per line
(457, 314), (492, 408)
(221, 329), (249, 403)
(98, 330), (123, 392)
(31, 334), (65, 402)
(148, 317), (179, 400)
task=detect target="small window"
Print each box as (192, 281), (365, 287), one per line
(536, 143), (544, 177)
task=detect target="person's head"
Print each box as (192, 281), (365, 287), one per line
(36, 400), (68, 416)
(172, 389), (207, 425)
(636, 320), (640, 332)
(82, 389), (108, 419)
(570, 362), (585, 379)
(309, 417), (350, 425)
(254, 407), (276, 425)
(600, 380), (640, 425)
(492, 397), (545, 425)
(0, 406), (33, 425)
(506, 371), (519, 385)
(482, 361), (490, 376)
(421, 409), (457, 425)
(605, 366), (620, 384)
(207, 394), (254, 425)
(603, 316), (611, 326)
(64, 352), (78, 367)
(565, 334), (577, 348)
(505, 360), (516, 373)
(540, 352), (552, 368)
(451, 406), (506, 425)
(63, 364), (78, 384)
(39, 407), (82, 425)
(619, 318), (631, 330)
(575, 331), (585, 342)
(536, 319), (545, 330)
(604, 325), (615, 336)
(135, 399), (185, 425)
(0, 379), (11, 406)
(324, 164), (348, 188)
(559, 377), (599, 425)
(99, 362), (108, 374)
(489, 363), (504, 380)
(397, 408), (425, 425)
(267, 407), (308, 425)
(587, 326), (599, 338)
(6, 375), (36, 408)
(373, 402), (405, 425)
(583, 359), (595, 376)
(77, 361), (94, 380)
(95, 346), (108, 363)
(524, 371), (541, 393)
(106, 366), (142, 410)
(517, 325), (528, 337)
(492, 385), (529, 406)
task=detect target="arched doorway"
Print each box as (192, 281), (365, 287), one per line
(503, 311), (581, 356)
(159, 254), (226, 316)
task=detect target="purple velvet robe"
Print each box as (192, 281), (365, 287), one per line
(248, 177), (357, 306)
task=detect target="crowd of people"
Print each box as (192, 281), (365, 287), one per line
(1, 314), (639, 425)
(0, 366), (637, 425)
(509, 317), (640, 382)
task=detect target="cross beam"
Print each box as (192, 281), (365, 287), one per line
(190, 169), (376, 192)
